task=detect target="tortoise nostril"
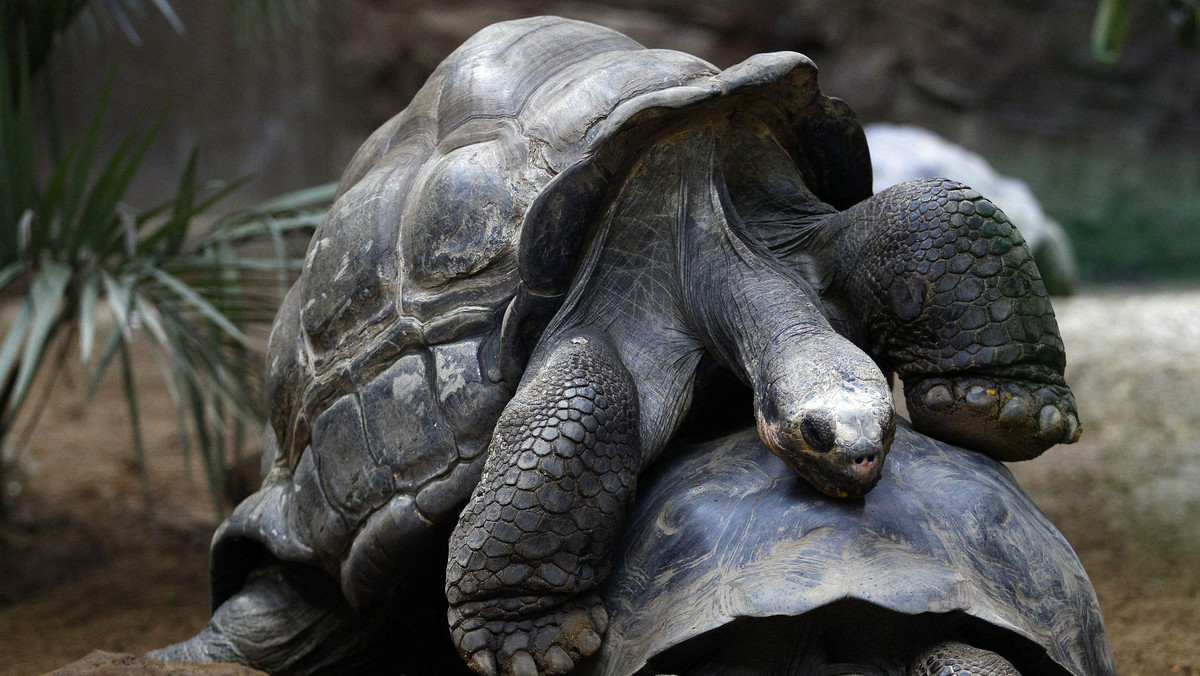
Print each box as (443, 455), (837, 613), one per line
(853, 453), (877, 470)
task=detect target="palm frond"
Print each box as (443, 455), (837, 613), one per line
(2, 0), (89, 78)
(2, 78), (330, 518)
(1, 35), (37, 263)
(6, 263), (71, 419)
(72, 0), (184, 48)
(2, 0), (332, 519)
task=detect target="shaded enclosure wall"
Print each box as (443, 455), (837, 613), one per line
(45, 0), (1200, 281)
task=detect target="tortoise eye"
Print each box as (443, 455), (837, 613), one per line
(800, 413), (835, 453)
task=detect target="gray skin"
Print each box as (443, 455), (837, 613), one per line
(722, 139), (1080, 460)
(151, 17), (1080, 676)
(584, 425), (1114, 676)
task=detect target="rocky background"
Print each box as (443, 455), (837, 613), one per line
(42, 0), (1200, 282)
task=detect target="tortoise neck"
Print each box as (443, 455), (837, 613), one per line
(718, 124), (842, 258)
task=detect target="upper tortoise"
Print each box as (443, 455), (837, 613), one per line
(153, 16), (1081, 676)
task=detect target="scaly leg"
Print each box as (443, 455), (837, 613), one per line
(909, 641), (1021, 676)
(446, 330), (638, 676)
(817, 178), (1081, 460)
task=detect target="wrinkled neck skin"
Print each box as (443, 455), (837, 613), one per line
(717, 128), (866, 349)
(625, 119), (894, 497)
(673, 138), (833, 386)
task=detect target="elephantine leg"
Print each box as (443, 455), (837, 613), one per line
(148, 565), (386, 674)
(909, 641), (1021, 676)
(446, 331), (638, 676)
(817, 178), (1081, 460)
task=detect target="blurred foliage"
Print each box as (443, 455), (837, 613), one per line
(1, 0), (331, 518)
(3, 0), (315, 83)
(1091, 0), (1131, 64)
(232, 0), (317, 41)
(1066, 185), (1200, 282)
(1173, 0), (1200, 48)
(1092, 0), (1200, 63)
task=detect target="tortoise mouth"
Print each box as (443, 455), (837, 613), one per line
(757, 414), (886, 499)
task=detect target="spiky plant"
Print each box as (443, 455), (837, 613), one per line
(0, 0), (329, 518)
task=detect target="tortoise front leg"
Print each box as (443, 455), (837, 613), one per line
(446, 330), (638, 676)
(816, 178), (1081, 460)
(909, 641), (1021, 676)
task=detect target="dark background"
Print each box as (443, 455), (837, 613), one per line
(41, 0), (1200, 283)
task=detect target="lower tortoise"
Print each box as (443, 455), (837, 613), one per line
(585, 424), (1112, 676)
(153, 16), (1083, 676)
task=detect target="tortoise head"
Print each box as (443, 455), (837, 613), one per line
(752, 331), (896, 499)
(504, 34), (895, 494)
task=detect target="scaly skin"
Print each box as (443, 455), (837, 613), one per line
(723, 129), (1079, 461)
(446, 334), (634, 676)
(154, 24), (1076, 674)
(818, 178), (1080, 460)
(910, 641), (1022, 676)
(447, 123), (895, 676)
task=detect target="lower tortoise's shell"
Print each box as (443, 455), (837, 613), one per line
(586, 423), (1115, 676)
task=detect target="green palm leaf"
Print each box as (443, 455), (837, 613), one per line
(2, 0), (330, 519)
(7, 263), (71, 418)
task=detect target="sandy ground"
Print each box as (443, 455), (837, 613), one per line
(1, 288), (1198, 675)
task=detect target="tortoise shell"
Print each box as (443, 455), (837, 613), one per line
(211, 15), (871, 612)
(586, 423), (1115, 676)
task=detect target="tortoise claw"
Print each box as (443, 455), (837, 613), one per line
(543, 646), (573, 673)
(923, 383), (954, 411)
(999, 395), (1032, 422)
(468, 650), (498, 676)
(450, 594), (605, 676)
(1037, 404), (1064, 436)
(510, 651), (538, 676)
(1063, 410), (1082, 443)
(905, 375), (1080, 461)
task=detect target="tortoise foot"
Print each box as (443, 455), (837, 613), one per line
(905, 374), (1080, 461)
(446, 332), (633, 675)
(450, 593), (609, 676)
(909, 641), (1021, 676)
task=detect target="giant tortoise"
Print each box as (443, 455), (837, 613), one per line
(153, 16), (1082, 676)
(585, 424), (1113, 676)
